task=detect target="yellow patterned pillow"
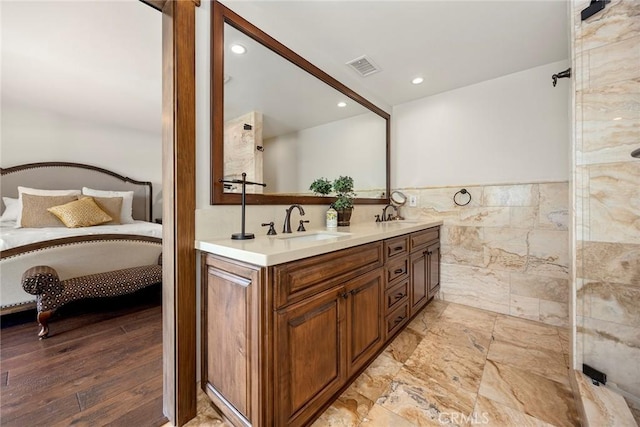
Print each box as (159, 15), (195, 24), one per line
(47, 197), (112, 228)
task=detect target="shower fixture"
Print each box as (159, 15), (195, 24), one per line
(552, 68), (571, 87)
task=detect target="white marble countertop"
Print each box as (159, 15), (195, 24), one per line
(196, 220), (442, 266)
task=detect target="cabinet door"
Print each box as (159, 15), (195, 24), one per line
(274, 288), (346, 426)
(203, 254), (262, 426)
(345, 269), (384, 375)
(410, 251), (428, 316)
(427, 241), (441, 298)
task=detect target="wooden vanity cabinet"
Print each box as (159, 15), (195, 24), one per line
(274, 285), (347, 426)
(202, 227), (440, 427)
(409, 227), (441, 316)
(201, 254), (265, 427)
(382, 235), (411, 338)
(273, 243), (384, 426)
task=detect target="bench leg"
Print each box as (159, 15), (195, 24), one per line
(37, 310), (54, 339)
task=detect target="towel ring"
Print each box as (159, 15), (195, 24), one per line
(453, 188), (471, 206)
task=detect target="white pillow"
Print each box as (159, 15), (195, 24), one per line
(16, 187), (81, 227)
(1, 197), (19, 222)
(82, 187), (135, 223)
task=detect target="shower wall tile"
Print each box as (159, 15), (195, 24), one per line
(581, 91), (640, 165)
(574, 0), (640, 399)
(579, 280), (640, 328)
(580, 316), (640, 397)
(578, 0), (640, 51)
(579, 241), (640, 286)
(575, 165), (590, 241)
(587, 36), (640, 90)
(588, 162), (640, 245)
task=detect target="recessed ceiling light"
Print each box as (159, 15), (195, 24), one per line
(337, 101), (347, 108)
(412, 77), (424, 85)
(230, 44), (246, 54)
(613, 117), (622, 121)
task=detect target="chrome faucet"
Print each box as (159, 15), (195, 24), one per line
(283, 204), (305, 233)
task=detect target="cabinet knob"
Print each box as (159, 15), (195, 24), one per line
(340, 292), (349, 299)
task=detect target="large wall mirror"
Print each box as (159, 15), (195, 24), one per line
(211, 1), (390, 205)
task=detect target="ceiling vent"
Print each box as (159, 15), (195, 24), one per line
(346, 55), (381, 77)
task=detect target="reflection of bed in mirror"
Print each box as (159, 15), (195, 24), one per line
(212, 6), (390, 205)
(0, 162), (162, 322)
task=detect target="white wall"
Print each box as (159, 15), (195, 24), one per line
(392, 60), (570, 188)
(264, 112), (386, 194)
(1, 101), (163, 218)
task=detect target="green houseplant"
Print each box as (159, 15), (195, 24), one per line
(309, 177), (332, 196)
(309, 175), (356, 226)
(332, 175), (356, 226)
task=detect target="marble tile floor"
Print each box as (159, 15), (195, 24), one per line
(182, 300), (580, 427)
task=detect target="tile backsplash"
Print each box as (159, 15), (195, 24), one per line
(398, 182), (569, 327)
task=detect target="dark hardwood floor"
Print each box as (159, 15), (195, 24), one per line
(0, 285), (166, 427)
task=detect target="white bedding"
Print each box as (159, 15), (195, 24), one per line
(0, 220), (162, 251)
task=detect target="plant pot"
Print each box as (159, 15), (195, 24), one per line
(337, 208), (353, 226)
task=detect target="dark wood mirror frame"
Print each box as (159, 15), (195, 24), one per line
(211, 0), (390, 205)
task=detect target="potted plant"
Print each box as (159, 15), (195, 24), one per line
(310, 176), (356, 226)
(332, 176), (356, 226)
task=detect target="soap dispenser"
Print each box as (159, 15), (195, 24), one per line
(326, 206), (338, 228)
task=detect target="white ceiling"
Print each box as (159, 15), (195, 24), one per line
(221, 0), (569, 113)
(1, 0), (568, 135)
(1, 0), (161, 134)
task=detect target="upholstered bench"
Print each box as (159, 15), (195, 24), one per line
(21, 256), (162, 339)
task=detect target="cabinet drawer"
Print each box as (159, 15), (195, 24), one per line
(385, 257), (409, 285)
(385, 279), (409, 314)
(410, 227), (439, 253)
(273, 242), (383, 309)
(384, 235), (409, 261)
(385, 302), (410, 338)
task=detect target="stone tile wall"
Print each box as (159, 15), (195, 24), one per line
(398, 182), (570, 327)
(572, 0), (640, 398)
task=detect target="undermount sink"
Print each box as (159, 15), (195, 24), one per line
(277, 231), (352, 242)
(380, 219), (422, 224)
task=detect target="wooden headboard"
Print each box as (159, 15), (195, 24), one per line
(0, 162), (153, 221)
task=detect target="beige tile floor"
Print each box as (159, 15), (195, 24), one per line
(184, 300), (580, 427)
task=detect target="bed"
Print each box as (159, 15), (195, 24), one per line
(0, 162), (163, 335)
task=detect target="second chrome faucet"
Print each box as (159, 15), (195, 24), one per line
(283, 204), (305, 233)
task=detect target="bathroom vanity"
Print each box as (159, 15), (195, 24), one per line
(196, 221), (441, 427)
